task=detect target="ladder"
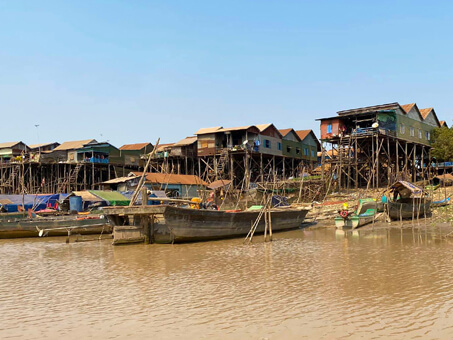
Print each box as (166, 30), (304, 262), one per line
(57, 164), (82, 193)
(1, 164), (20, 187)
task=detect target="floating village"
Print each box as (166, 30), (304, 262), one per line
(1, 101), (452, 244)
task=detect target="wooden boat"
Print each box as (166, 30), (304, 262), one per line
(0, 213), (111, 239)
(432, 197), (451, 207)
(335, 198), (377, 230)
(103, 204), (310, 244)
(386, 181), (432, 220)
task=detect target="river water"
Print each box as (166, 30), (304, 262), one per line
(1, 227), (453, 339)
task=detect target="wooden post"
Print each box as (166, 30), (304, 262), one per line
(396, 140), (399, 180)
(413, 144), (416, 182)
(260, 153), (263, 183)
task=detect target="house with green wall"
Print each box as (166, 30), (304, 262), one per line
(296, 130), (320, 166)
(279, 129), (303, 159)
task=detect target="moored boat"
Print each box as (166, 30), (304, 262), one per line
(335, 198), (377, 230)
(104, 204), (310, 244)
(0, 213), (110, 239)
(386, 181), (431, 220)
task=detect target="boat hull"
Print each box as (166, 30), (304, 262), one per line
(105, 205), (310, 244)
(388, 200), (431, 220)
(335, 215), (374, 230)
(0, 215), (111, 239)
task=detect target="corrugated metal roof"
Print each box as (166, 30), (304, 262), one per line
(218, 125), (259, 133)
(400, 103), (415, 113)
(195, 126), (223, 135)
(156, 143), (174, 152)
(119, 143), (152, 150)
(279, 128), (301, 141)
(53, 139), (97, 151)
(420, 108), (433, 120)
(337, 102), (400, 115)
(255, 123), (273, 132)
(0, 142), (23, 149)
(131, 172), (208, 186)
(29, 142), (60, 149)
(208, 179), (232, 190)
(173, 136), (197, 147)
(89, 190), (130, 204)
(295, 130), (311, 141)
(278, 128), (292, 136)
(102, 176), (138, 184)
(71, 191), (104, 202)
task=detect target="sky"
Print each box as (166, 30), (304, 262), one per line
(1, 0), (453, 146)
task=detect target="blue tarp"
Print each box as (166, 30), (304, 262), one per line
(0, 194), (64, 212)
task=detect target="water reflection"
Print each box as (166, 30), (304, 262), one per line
(1, 227), (453, 339)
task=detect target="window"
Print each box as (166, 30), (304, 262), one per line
(400, 124), (405, 134)
(264, 139), (271, 148)
(327, 123), (332, 134)
(426, 131), (430, 140)
(410, 127), (415, 137)
(277, 142), (282, 151)
(296, 148), (301, 155)
(304, 148), (309, 156)
(418, 129), (422, 139)
(286, 146), (291, 153)
(312, 150), (315, 157)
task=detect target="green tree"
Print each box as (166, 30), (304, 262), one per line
(431, 126), (453, 162)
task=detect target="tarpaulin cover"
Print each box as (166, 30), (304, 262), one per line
(0, 194), (61, 212)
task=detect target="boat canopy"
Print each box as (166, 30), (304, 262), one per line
(389, 181), (425, 198)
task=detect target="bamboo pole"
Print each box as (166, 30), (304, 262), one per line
(129, 138), (160, 206)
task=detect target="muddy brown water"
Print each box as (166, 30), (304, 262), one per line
(1, 226), (453, 339)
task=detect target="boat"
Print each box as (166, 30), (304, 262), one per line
(0, 213), (111, 239)
(335, 198), (377, 230)
(432, 197), (451, 207)
(103, 204), (310, 244)
(386, 181), (431, 220)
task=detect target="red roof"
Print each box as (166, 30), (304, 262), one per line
(400, 103), (415, 113)
(419, 108), (433, 120)
(295, 130), (311, 141)
(278, 128), (292, 136)
(120, 143), (152, 151)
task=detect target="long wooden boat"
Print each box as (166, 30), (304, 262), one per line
(388, 199), (431, 220)
(335, 198), (377, 230)
(103, 205), (310, 244)
(0, 214), (111, 239)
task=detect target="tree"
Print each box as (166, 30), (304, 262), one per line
(431, 126), (453, 162)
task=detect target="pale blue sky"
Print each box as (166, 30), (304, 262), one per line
(1, 0), (452, 146)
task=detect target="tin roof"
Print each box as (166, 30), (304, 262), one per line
(0, 142), (24, 149)
(102, 176), (138, 184)
(173, 136), (197, 147)
(70, 191), (104, 202)
(53, 139), (97, 151)
(28, 142), (60, 150)
(278, 128), (292, 136)
(89, 190), (130, 205)
(295, 130), (311, 141)
(208, 179), (232, 190)
(195, 126), (223, 135)
(400, 103), (416, 113)
(131, 172), (208, 186)
(119, 143), (153, 151)
(155, 143), (174, 152)
(218, 125), (259, 133)
(337, 102), (400, 116)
